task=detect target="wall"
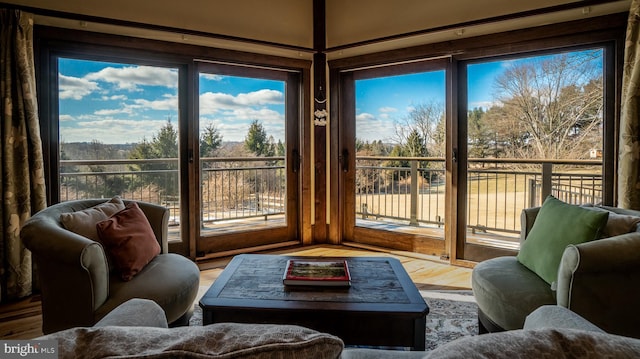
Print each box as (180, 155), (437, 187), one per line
(2, 0), (314, 52)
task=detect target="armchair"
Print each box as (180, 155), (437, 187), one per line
(21, 199), (200, 334)
(472, 204), (640, 338)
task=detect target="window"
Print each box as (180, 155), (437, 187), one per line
(58, 58), (183, 239)
(464, 49), (606, 246)
(37, 30), (309, 257)
(331, 24), (619, 260)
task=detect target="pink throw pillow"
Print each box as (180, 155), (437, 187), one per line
(96, 202), (160, 281)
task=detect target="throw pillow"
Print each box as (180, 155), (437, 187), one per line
(96, 202), (161, 281)
(38, 323), (344, 359)
(582, 206), (640, 237)
(600, 212), (640, 237)
(517, 195), (609, 286)
(60, 197), (125, 241)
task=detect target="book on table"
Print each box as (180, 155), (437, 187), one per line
(282, 259), (351, 287)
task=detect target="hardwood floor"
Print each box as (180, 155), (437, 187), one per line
(0, 244), (472, 340)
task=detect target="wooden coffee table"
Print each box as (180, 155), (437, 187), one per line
(199, 254), (429, 350)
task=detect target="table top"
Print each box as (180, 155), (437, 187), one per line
(199, 254), (428, 315)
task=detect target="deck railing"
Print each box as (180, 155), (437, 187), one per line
(60, 156), (602, 238)
(60, 157), (286, 226)
(356, 156), (602, 238)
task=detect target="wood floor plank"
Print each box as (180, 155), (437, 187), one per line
(0, 244), (472, 339)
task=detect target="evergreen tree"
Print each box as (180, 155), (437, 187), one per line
(200, 123), (223, 157)
(244, 120), (271, 157)
(467, 107), (494, 158)
(128, 119), (179, 199)
(276, 140), (285, 157)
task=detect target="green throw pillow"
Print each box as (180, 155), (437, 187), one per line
(517, 195), (609, 286)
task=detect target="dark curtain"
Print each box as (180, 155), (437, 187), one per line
(0, 9), (46, 302)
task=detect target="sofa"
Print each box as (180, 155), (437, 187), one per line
(21, 198), (200, 334)
(472, 198), (640, 338)
(37, 299), (640, 358)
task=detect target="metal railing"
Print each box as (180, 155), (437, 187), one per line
(60, 157), (286, 226)
(60, 156), (602, 238)
(356, 156), (602, 238)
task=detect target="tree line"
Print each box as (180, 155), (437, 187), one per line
(60, 119), (284, 200)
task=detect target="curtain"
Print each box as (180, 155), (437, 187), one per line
(0, 9), (46, 302)
(620, 1), (640, 210)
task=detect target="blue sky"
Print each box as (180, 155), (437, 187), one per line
(355, 63), (507, 142)
(58, 49), (601, 145)
(58, 58), (498, 145)
(58, 58), (285, 144)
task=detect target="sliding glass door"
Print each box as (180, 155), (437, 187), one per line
(195, 62), (301, 256)
(338, 59), (450, 256)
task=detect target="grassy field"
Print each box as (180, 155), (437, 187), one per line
(356, 169), (601, 239)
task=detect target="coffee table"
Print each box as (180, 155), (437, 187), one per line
(199, 254), (429, 350)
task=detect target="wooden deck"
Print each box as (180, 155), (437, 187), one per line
(0, 244), (472, 340)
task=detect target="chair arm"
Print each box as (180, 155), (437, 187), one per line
(524, 305), (604, 333)
(519, 206), (540, 243)
(21, 217), (110, 333)
(127, 200), (169, 253)
(556, 232), (640, 337)
(93, 299), (168, 328)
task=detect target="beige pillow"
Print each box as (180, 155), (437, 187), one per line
(39, 323), (344, 359)
(60, 197), (125, 241)
(602, 212), (640, 237)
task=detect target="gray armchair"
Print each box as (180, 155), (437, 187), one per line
(21, 199), (200, 334)
(472, 205), (640, 338)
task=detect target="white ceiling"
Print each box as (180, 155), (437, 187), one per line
(2, 0), (631, 59)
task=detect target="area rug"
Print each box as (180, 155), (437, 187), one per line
(421, 290), (478, 350)
(189, 289), (477, 351)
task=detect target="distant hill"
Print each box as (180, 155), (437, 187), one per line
(61, 141), (251, 160)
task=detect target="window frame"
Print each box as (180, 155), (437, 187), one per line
(328, 14), (625, 263)
(34, 26), (312, 258)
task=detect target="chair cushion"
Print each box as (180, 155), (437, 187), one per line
(39, 323), (344, 359)
(96, 202), (161, 281)
(60, 196), (125, 241)
(517, 195), (608, 285)
(472, 256), (556, 330)
(424, 328), (640, 359)
(97, 253), (200, 324)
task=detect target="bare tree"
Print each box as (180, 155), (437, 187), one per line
(487, 50), (603, 159)
(394, 101), (445, 157)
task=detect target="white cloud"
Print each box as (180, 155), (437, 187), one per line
(201, 73), (223, 81)
(356, 112), (394, 142)
(94, 108), (133, 116)
(61, 118), (167, 144)
(59, 114), (74, 122)
(200, 90), (284, 115)
(101, 95), (128, 101)
(379, 107), (398, 113)
(469, 101), (500, 110)
(59, 74), (99, 100)
(85, 66), (178, 91)
(356, 113), (376, 122)
(130, 94), (179, 111)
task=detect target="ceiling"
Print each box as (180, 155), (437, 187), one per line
(0, 0), (631, 59)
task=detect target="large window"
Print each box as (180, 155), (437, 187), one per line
(195, 63), (302, 256)
(461, 48), (609, 258)
(354, 71), (446, 233)
(332, 26), (619, 260)
(37, 30), (309, 258)
(58, 58), (182, 239)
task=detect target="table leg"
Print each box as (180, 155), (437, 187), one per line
(413, 316), (426, 351)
